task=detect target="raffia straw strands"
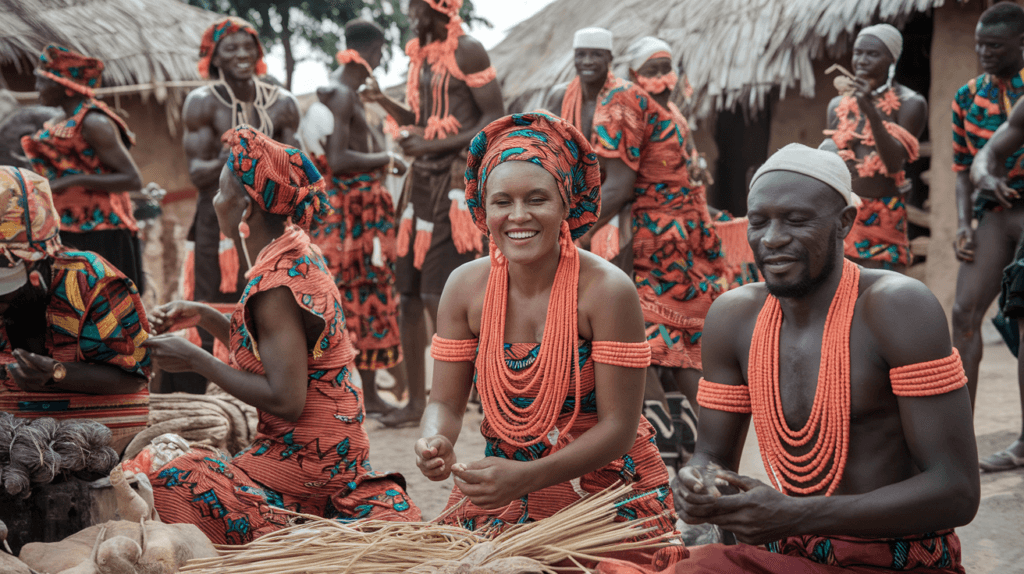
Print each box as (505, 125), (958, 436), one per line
(180, 484), (676, 574)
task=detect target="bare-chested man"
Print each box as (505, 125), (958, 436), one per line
(951, 3), (1024, 408)
(545, 28), (637, 272)
(650, 144), (979, 574)
(168, 17), (300, 394)
(821, 24), (927, 272)
(968, 57), (1024, 471)
(361, 0), (503, 427)
(308, 20), (408, 415)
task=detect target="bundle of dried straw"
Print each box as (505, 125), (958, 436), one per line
(181, 484), (677, 574)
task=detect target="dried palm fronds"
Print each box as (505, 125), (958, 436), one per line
(181, 484), (677, 574)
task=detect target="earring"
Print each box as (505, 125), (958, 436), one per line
(238, 221), (250, 239)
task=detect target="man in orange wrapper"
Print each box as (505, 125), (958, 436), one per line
(821, 23), (927, 272)
(308, 20), (407, 416)
(361, 0), (504, 427)
(601, 144), (979, 574)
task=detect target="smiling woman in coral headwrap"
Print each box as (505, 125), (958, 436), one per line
(140, 126), (418, 545)
(415, 112), (686, 568)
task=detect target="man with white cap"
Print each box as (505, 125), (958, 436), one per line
(546, 27), (646, 273)
(821, 23), (927, 273)
(0, 166), (151, 454)
(636, 144), (978, 574)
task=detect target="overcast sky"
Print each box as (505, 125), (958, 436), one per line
(265, 0), (555, 95)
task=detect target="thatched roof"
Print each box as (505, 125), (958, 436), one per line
(0, 0), (222, 88)
(490, 0), (949, 118)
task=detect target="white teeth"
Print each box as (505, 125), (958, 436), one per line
(507, 231), (538, 240)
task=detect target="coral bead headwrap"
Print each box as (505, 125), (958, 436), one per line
(464, 112), (602, 241)
(197, 17), (268, 79)
(223, 125), (330, 230)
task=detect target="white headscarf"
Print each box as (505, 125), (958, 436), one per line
(857, 24), (903, 62)
(573, 27), (613, 51)
(750, 144), (857, 207)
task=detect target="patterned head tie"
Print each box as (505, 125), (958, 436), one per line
(223, 125), (330, 230)
(198, 17), (268, 79)
(0, 166), (62, 265)
(36, 45), (104, 97)
(423, 0), (462, 18)
(465, 111), (602, 240)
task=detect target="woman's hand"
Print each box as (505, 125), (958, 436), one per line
(142, 334), (206, 373)
(9, 349), (57, 391)
(415, 435), (458, 481)
(451, 458), (536, 509)
(150, 301), (207, 334)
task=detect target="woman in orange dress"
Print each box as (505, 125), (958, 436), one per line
(414, 112), (686, 569)
(142, 126), (417, 544)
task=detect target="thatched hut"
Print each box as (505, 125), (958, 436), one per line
(0, 0), (224, 303)
(489, 0), (996, 312)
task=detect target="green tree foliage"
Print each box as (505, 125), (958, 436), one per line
(186, 0), (487, 90)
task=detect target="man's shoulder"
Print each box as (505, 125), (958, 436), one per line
(707, 282), (768, 325)
(953, 74), (987, 104)
(454, 33), (491, 75)
(857, 268), (947, 337)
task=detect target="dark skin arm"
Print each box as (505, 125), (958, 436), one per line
(9, 348), (147, 395)
(183, 90), (228, 191)
(149, 300), (232, 345)
(400, 37), (504, 158)
(321, 86), (393, 175)
(360, 75), (417, 127)
(972, 103), (1024, 210)
(48, 112), (143, 193)
(144, 286), (312, 422)
(273, 93), (302, 149)
(577, 158), (637, 248)
(677, 281), (980, 543)
(852, 80), (927, 177)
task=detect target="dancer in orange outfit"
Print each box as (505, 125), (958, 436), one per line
(414, 112), (686, 570)
(614, 144), (978, 574)
(821, 23), (926, 272)
(309, 20), (407, 415)
(144, 126), (417, 545)
(360, 0), (504, 427)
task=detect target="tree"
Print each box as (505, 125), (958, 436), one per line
(186, 0), (487, 91)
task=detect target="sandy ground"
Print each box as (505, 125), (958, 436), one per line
(363, 333), (1024, 573)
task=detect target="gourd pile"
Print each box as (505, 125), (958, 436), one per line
(0, 413), (118, 499)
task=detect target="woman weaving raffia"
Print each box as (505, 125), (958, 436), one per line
(140, 126), (418, 544)
(414, 112), (686, 568)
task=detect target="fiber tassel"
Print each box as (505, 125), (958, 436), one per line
(448, 189), (482, 254)
(396, 204), (414, 258)
(218, 235), (240, 294)
(181, 240), (196, 301)
(413, 217), (434, 270)
(714, 217), (755, 270)
(589, 222), (620, 260)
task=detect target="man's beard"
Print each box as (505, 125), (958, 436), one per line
(762, 231), (839, 299)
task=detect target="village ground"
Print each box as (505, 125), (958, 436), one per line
(363, 327), (1024, 574)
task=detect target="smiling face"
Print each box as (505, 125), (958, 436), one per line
(851, 35), (893, 87)
(484, 161), (567, 265)
(211, 31), (260, 82)
(214, 164), (250, 239)
(746, 171), (849, 299)
(976, 23), (1024, 77)
(574, 48), (613, 85)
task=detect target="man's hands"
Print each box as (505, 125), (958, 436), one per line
(851, 77), (876, 119)
(415, 435), (458, 481)
(142, 334), (205, 373)
(358, 76), (385, 104)
(673, 465), (799, 545)
(953, 226), (976, 262)
(398, 132), (436, 158)
(150, 301), (208, 334)
(9, 349), (57, 391)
